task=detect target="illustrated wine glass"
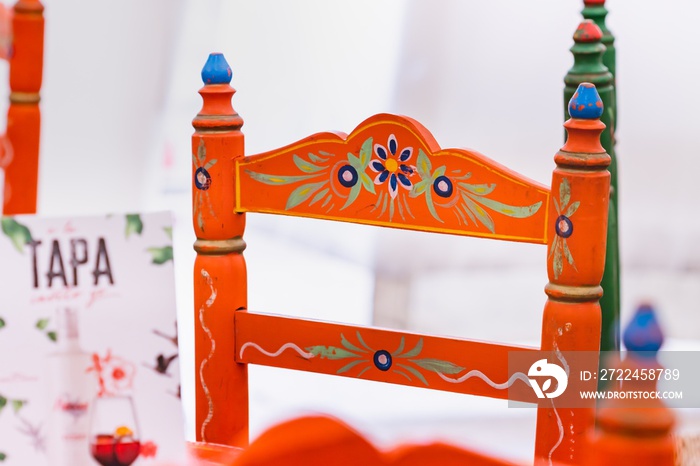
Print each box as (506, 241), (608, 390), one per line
(89, 396), (141, 466)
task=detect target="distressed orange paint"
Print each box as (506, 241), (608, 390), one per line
(2, 0), (43, 215)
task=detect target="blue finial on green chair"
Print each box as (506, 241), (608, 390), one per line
(623, 304), (664, 357)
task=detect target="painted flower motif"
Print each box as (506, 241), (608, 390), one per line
(549, 178), (580, 279)
(370, 134), (414, 199)
(88, 350), (136, 397)
(305, 332), (464, 386)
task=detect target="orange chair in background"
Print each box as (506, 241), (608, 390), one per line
(188, 51), (619, 466)
(0, 0), (43, 215)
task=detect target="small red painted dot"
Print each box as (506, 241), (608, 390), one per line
(596, 101), (603, 108)
(578, 105), (585, 111)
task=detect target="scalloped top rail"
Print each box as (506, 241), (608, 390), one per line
(236, 114), (551, 244)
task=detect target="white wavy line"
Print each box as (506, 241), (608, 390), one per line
(198, 269), (217, 442)
(548, 398), (564, 466)
(437, 370), (531, 389)
(239, 342), (315, 360)
(548, 338), (569, 465)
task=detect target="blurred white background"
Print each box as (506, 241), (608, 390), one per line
(6, 0), (699, 461)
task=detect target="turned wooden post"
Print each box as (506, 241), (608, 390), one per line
(534, 83), (610, 465)
(586, 304), (676, 465)
(192, 53), (249, 447)
(564, 20), (619, 356)
(3, 0), (43, 215)
(582, 0), (616, 125)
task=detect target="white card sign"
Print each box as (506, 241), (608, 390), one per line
(0, 212), (184, 465)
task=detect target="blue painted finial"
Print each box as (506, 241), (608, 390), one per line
(201, 53), (232, 85)
(568, 82), (603, 119)
(623, 304), (664, 356)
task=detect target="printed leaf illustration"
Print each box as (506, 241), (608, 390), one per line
(1, 217), (33, 253)
(0, 395), (7, 412)
(35, 318), (49, 330)
(0, 451), (6, 461)
(47, 331), (57, 342)
(163, 226), (173, 240)
(125, 214), (144, 238)
(147, 246), (174, 265)
(0, 317), (5, 330)
(11, 400), (26, 414)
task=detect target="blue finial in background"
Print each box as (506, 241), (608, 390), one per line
(568, 82), (604, 119)
(623, 304), (664, 357)
(201, 53), (232, 85)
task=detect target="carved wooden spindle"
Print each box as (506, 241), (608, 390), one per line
(192, 53), (249, 447)
(586, 304), (676, 466)
(3, 0), (43, 215)
(565, 19), (620, 357)
(535, 83), (610, 465)
(582, 0), (616, 121)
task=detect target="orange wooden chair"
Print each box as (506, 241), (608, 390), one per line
(0, 0), (43, 215)
(189, 52), (626, 465)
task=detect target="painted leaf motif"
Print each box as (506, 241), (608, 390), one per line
(0, 317), (5, 329)
(309, 188), (330, 206)
(0, 395), (6, 411)
(559, 178), (571, 208)
(337, 360), (366, 375)
(340, 334), (367, 354)
(246, 170), (320, 186)
(411, 358), (465, 375)
(548, 236), (560, 260)
(286, 181), (328, 210)
(293, 154), (326, 173)
(458, 183), (496, 196)
(425, 190), (443, 223)
(125, 214), (143, 238)
(472, 197), (543, 219)
(163, 227), (173, 240)
(204, 159), (218, 170)
(389, 198), (395, 220)
(0, 451), (6, 461)
(553, 196), (561, 215)
(410, 179), (429, 197)
(347, 153), (361, 170)
(147, 246), (174, 265)
(47, 331), (57, 342)
(341, 184), (362, 211)
(396, 364), (428, 386)
(553, 246), (564, 279)
(358, 138), (373, 168)
(400, 338), (424, 359)
(431, 166), (446, 179)
(563, 240), (576, 268)
(416, 149), (432, 179)
(306, 346), (359, 360)
(360, 172), (375, 194)
(461, 194), (495, 233)
(308, 153), (330, 163)
(355, 331), (374, 352)
(393, 337), (406, 356)
(1, 217), (33, 253)
(565, 201), (580, 217)
(197, 139), (206, 161)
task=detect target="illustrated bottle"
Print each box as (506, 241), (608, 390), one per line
(46, 308), (96, 466)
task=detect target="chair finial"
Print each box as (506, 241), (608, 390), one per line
(583, 0), (606, 6)
(623, 304), (664, 356)
(573, 19), (603, 43)
(568, 83), (603, 120)
(201, 53), (232, 85)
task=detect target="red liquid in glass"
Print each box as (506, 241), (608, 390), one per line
(90, 434), (141, 466)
